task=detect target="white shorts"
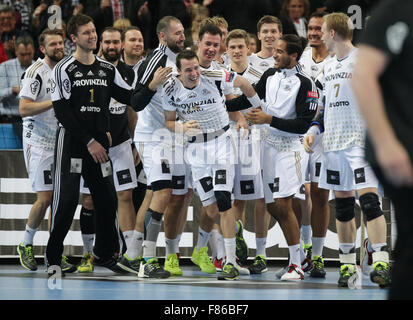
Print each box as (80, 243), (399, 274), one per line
(306, 139), (324, 183)
(81, 139), (138, 194)
(23, 142), (53, 192)
(262, 142), (308, 203)
(232, 127), (263, 200)
(137, 140), (190, 195)
(188, 130), (235, 206)
(318, 146), (379, 192)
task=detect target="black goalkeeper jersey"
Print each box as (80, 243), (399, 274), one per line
(51, 55), (132, 148)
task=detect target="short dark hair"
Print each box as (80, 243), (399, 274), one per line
(16, 35), (34, 48)
(38, 28), (63, 47)
(308, 11), (328, 21)
(0, 4), (14, 16)
(198, 22), (222, 42)
(121, 26), (142, 42)
(257, 15), (283, 34)
(280, 34), (306, 61)
(101, 27), (122, 40)
(67, 13), (94, 37)
(176, 49), (198, 70)
(156, 16), (181, 37)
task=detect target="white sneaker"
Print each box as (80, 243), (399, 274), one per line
(234, 261), (250, 275)
(280, 264), (304, 281)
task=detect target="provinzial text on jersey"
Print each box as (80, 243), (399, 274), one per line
(72, 79), (108, 87)
(169, 98), (217, 110)
(324, 72), (352, 81)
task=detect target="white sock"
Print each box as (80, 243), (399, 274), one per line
(217, 233), (226, 260)
(301, 225), (312, 245)
(122, 230), (134, 250)
(288, 244), (301, 267)
(165, 237), (177, 256)
(196, 227), (211, 251)
(371, 242), (387, 252)
(339, 243), (355, 254)
(311, 237), (325, 258)
(210, 229), (219, 257)
(142, 240), (156, 260)
(126, 230), (144, 259)
(224, 237), (236, 265)
(255, 237), (267, 257)
(82, 234), (95, 254)
(22, 225), (37, 246)
(175, 234), (182, 254)
(299, 242), (306, 262)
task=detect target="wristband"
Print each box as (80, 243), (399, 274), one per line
(247, 93), (261, 108)
(307, 125), (320, 136)
(87, 138), (95, 147)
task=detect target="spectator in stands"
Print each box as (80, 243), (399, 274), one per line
(4, 0), (30, 31)
(184, 3), (209, 48)
(55, 21), (75, 57)
(280, 0), (310, 37)
(113, 17), (131, 32)
(0, 35), (34, 142)
(0, 4), (25, 59)
(247, 32), (259, 55)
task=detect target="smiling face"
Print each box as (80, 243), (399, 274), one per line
(163, 20), (185, 53)
(41, 34), (65, 63)
(123, 29), (144, 59)
(101, 30), (122, 62)
(258, 23), (282, 51)
(227, 37), (248, 64)
(287, 0), (305, 21)
(72, 21), (97, 52)
(197, 32), (221, 66)
(178, 57), (201, 88)
(307, 17), (324, 48)
(273, 39), (293, 69)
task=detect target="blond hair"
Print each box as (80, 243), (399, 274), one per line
(324, 12), (354, 41)
(225, 29), (249, 47)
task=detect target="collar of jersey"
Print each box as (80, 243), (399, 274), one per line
(280, 64), (301, 77)
(157, 43), (177, 64)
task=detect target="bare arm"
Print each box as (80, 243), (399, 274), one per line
(19, 97), (53, 117)
(164, 110), (200, 136)
(351, 44), (413, 187)
(233, 75), (256, 98)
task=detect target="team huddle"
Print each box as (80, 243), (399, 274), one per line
(16, 10), (391, 288)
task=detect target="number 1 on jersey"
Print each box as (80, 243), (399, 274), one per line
(89, 88), (94, 103)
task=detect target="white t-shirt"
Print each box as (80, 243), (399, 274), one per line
(19, 58), (58, 151)
(162, 69), (237, 132)
(248, 53), (274, 74)
(321, 48), (366, 152)
(299, 47), (334, 81)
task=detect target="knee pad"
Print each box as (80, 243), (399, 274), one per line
(335, 197), (355, 222)
(359, 193), (383, 221)
(214, 191), (232, 212)
(80, 207), (95, 234)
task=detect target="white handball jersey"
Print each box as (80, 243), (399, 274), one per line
(248, 53), (274, 74)
(321, 48), (366, 152)
(19, 58), (58, 151)
(162, 69), (237, 132)
(299, 47), (334, 81)
(231, 65), (262, 97)
(134, 44), (178, 142)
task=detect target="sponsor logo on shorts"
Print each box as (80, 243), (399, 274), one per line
(354, 167), (366, 184)
(240, 180), (255, 195)
(172, 175), (185, 189)
(215, 170), (227, 184)
(327, 169), (340, 185)
(117, 169), (132, 185)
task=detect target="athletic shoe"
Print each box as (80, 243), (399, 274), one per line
(91, 255), (126, 274)
(301, 257), (313, 272)
(234, 260), (250, 275)
(361, 238), (373, 275)
(191, 247), (216, 274)
(304, 243), (312, 260)
(117, 253), (144, 275)
(61, 255), (77, 273)
(213, 257), (224, 272)
(217, 263), (239, 280)
(235, 220), (248, 264)
(370, 261), (391, 288)
(138, 258), (170, 278)
(338, 264), (357, 287)
(164, 253), (183, 276)
(275, 265), (289, 279)
(248, 255), (268, 274)
(77, 252), (94, 273)
(280, 264), (304, 281)
(309, 255), (326, 278)
(17, 243), (37, 271)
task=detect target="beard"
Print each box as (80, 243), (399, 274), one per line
(102, 50), (121, 62)
(167, 39), (184, 54)
(47, 50), (64, 62)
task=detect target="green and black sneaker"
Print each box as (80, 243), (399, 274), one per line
(370, 261), (391, 288)
(117, 253), (144, 275)
(310, 255), (326, 278)
(235, 220), (248, 264)
(218, 263), (239, 281)
(248, 255), (268, 274)
(138, 258), (170, 278)
(338, 264), (356, 287)
(17, 243), (37, 271)
(61, 255), (77, 273)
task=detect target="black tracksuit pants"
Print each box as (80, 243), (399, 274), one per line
(46, 127), (120, 265)
(373, 165), (413, 300)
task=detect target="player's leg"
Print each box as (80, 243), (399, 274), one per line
(77, 191), (95, 273)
